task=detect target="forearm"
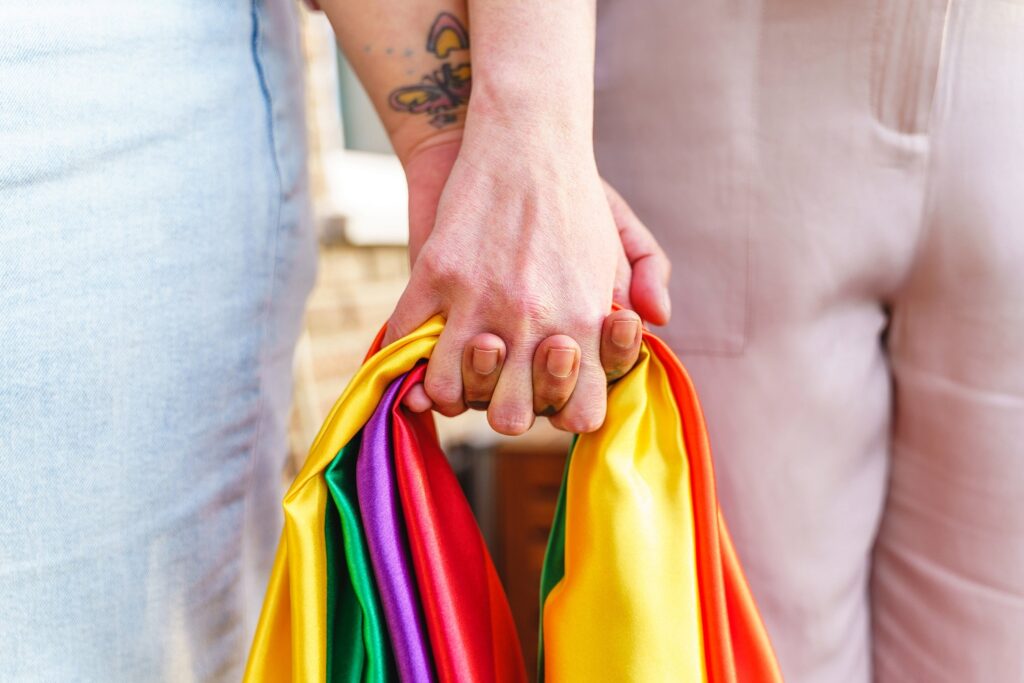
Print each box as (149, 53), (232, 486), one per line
(317, 0), (470, 162)
(464, 0), (597, 151)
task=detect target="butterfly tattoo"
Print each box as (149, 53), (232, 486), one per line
(388, 63), (471, 128)
(387, 13), (471, 128)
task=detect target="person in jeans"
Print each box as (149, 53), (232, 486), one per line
(0, 1), (662, 679)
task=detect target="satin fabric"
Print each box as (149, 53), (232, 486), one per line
(356, 375), (435, 683)
(392, 366), (528, 683)
(540, 334), (782, 683)
(245, 318), (443, 682)
(541, 344), (707, 682)
(246, 317), (780, 682)
(324, 435), (397, 683)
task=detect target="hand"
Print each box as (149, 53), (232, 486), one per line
(385, 129), (668, 435)
(406, 308), (645, 421)
(402, 136), (671, 324)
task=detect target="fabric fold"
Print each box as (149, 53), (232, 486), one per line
(244, 318), (442, 682)
(244, 316), (781, 683)
(324, 434), (397, 683)
(538, 336), (783, 683)
(356, 374), (435, 683)
(392, 365), (527, 683)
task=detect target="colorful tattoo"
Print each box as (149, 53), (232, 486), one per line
(388, 12), (470, 128)
(426, 12), (469, 58)
(389, 63), (471, 127)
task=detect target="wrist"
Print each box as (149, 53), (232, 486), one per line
(465, 71), (594, 153)
(391, 122), (464, 170)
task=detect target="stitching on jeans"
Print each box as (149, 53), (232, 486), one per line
(242, 0), (286, 630)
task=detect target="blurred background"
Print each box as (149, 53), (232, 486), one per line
(290, 9), (568, 675)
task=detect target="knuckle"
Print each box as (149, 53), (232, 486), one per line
(508, 294), (554, 324)
(571, 309), (606, 334)
(424, 376), (462, 407)
(418, 247), (467, 287)
(489, 409), (533, 436)
(563, 402), (606, 434)
(570, 413), (604, 434)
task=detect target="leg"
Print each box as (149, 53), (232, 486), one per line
(594, 0), (943, 678)
(0, 1), (313, 679)
(873, 1), (1024, 678)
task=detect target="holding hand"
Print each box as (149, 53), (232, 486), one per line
(389, 134), (668, 434)
(319, 2), (670, 434)
(402, 308), (645, 433)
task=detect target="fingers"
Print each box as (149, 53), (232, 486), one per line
(390, 294), (637, 434)
(531, 335), (581, 417)
(548, 311), (608, 434)
(402, 383), (433, 413)
(390, 277), (445, 413)
(602, 179), (672, 326)
(629, 247), (671, 326)
(403, 331), (505, 413)
(462, 333), (506, 410)
(600, 309), (642, 382)
(547, 309), (642, 433)
(487, 344), (536, 436)
(549, 350), (607, 433)
(423, 317), (470, 417)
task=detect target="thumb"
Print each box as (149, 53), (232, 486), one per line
(382, 274), (442, 346)
(603, 179), (672, 326)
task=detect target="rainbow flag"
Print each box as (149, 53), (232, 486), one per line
(245, 316), (782, 682)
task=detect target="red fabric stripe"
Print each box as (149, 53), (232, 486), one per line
(391, 365), (527, 683)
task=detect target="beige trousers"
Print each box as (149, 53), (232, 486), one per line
(594, 1), (1024, 680)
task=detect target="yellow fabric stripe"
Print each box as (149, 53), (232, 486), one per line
(542, 346), (707, 682)
(244, 317), (444, 682)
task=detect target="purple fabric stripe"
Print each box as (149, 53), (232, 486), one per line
(356, 374), (435, 683)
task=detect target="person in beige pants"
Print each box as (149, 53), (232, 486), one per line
(593, 0), (1024, 680)
(319, 0), (1020, 679)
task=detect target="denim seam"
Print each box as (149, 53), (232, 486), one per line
(243, 0), (286, 608)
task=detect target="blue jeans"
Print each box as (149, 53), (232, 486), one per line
(0, 1), (316, 679)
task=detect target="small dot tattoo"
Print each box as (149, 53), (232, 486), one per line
(385, 47), (394, 55)
(403, 48), (414, 57)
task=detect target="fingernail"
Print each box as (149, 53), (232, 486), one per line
(547, 347), (576, 378)
(611, 320), (638, 349)
(472, 347), (499, 375)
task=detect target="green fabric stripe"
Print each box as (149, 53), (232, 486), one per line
(536, 436), (576, 683)
(325, 470), (362, 683)
(324, 435), (398, 683)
